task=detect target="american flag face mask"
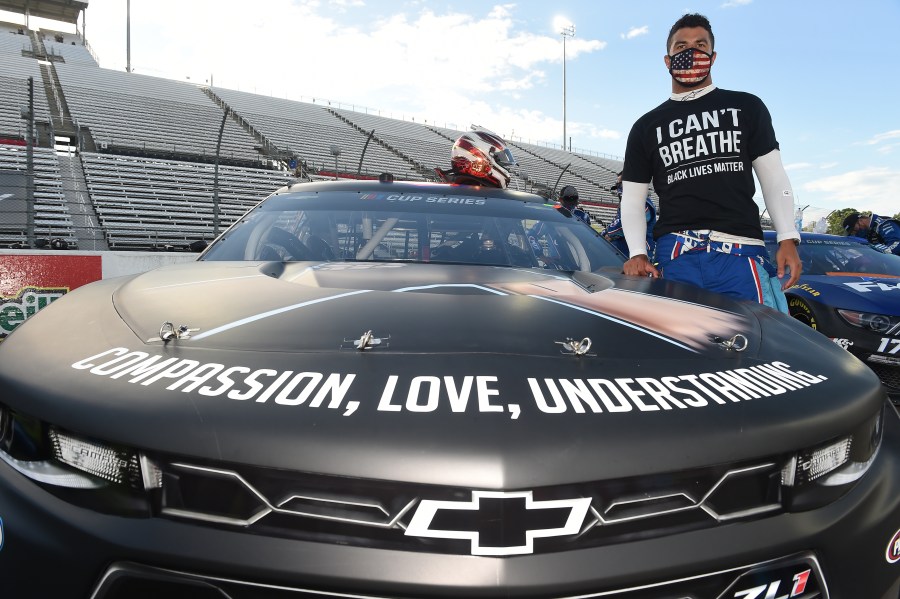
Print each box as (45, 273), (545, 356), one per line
(668, 47), (712, 87)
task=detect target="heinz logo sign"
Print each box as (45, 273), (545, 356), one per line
(0, 287), (66, 339)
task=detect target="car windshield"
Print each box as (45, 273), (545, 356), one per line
(201, 185), (623, 272)
(766, 237), (900, 276)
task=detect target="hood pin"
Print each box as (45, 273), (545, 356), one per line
(556, 337), (593, 356)
(713, 334), (748, 352)
(148, 321), (199, 343)
(354, 330), (383, 350)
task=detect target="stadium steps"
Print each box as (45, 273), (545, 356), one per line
(39, 61), (83, 143)
(26, 29), (47, 60)
(202, 87), (310, 180)
(57, 152), (108, 250)
(574, 152), (621, 177)
(425, 126), (456, 144)
(508, 141), (606, 195)
(202, 87), (267, 149)
(571, 151), (660, 209)
(326, 108), (435, 180)
(36, 63), (61, 129)
(14, 32), (58, 149)
(25, 29), (85, 148)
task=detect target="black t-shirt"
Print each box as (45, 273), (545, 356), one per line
(622, 88), (779, 240)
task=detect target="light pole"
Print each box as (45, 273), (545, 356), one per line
(126, 0), (131, 73)
(212, 107), (229, 238)
(560, 23), (575, 151)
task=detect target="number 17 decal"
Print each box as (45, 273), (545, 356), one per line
(877, 338), (900, 354)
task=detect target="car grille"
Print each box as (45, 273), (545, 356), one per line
(156, 457), (784, 555)
(90, 554), (827, 599)
(849, 348), (900, 396)
(865, 358), (900, 390)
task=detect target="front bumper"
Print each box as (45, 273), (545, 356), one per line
(86, 553), (836, 598)
(3, 410), (900, 599)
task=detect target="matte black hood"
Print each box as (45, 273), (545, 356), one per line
(112, 261), (759, 358)
(0, 261), (883, 488)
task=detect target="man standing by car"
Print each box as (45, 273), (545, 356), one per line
(619, 13), (800, 310)
(558, 185), (592, 227)
(843, 212), (900, 255)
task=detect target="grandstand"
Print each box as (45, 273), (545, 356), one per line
(0, 4), (636, 252)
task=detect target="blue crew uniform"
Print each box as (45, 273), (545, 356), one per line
(854, 214), (900, 255)
(602, 198), (657, 258)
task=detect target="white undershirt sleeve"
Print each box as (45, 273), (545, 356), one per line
(620, 181), (651, 257)
(753, 149), (799, 243)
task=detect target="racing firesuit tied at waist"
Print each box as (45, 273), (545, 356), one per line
(656, 230), (788, 313)
(658, 230), (767, 260)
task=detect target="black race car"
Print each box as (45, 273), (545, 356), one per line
(764, 231), (900, 400)
(2, 180), (900, 598)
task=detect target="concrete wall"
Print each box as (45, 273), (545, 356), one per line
(0, 249), (196, 278)
(0, 250), (196, 340)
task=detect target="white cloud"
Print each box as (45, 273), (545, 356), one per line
(801, 167), (900, 217)
(864, 130), (900, 145)
(79, 0), (605, 149)
(722, 0), (752, 7)
(785, 161), (841, 173)
(621, 26), (649, 40)
(858, 130), (900, 155)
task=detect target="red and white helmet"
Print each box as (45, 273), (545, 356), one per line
(450, 129), (517, 189)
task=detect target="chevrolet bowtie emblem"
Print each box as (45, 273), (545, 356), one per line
(405, 491), (591, 556)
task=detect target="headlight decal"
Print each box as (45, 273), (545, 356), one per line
(0, 449), (105, 489)
(49, 428), (142, 487)
(781, 437), (851, 486)
(783, 406), (883, 491)
(49, 428), (161, 490)
(837, 309), (900, 334)
(0, 405), (159, 491)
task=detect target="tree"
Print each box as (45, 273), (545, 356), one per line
(827, 208), (862, 235)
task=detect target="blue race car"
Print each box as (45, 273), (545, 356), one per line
(765, 231), (900, 399)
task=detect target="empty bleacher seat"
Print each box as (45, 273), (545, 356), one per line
(0, 143), (77, 247)
(55, 64), (260, 163)
(80, 152), (292, 250)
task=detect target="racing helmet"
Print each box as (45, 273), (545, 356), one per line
(450, 129), (517, 189)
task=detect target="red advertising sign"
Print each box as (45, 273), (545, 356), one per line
(0, 255), (103, 340)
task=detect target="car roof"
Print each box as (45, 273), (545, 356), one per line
(762, 230), (869, 245)
(271, 178), (551, 204)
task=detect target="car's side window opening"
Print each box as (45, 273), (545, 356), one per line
(766, 240), (900, 277)
(204, 195), (621, 272)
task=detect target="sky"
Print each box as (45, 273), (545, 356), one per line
(3, 0), (898, 225)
